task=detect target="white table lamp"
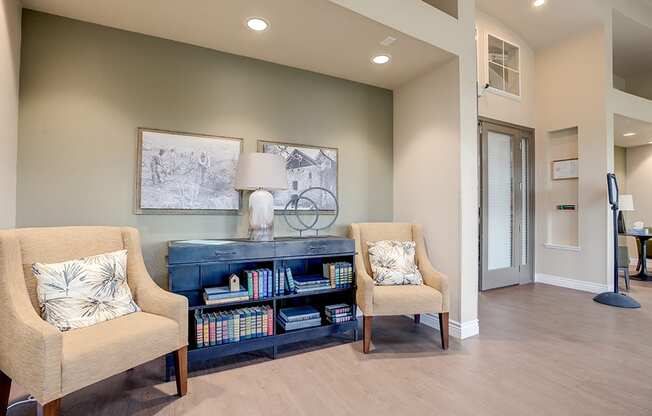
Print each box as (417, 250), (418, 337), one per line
(618, 194), (634, 234)
(235, 153), (288, 241)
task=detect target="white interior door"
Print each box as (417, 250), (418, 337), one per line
(480, 121), (533, 290)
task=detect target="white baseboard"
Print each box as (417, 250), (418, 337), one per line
(535, 273), (608, 294)
(418, 313), (479, 339)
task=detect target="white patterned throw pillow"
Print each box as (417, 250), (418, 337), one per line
(367, 240), (424, 286)
(32, 250), (140, 331)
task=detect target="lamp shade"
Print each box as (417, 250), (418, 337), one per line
(234, 152), (288, 191)
(618, 194), (635, 211)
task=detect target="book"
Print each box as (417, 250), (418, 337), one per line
(279, 317), (322, 331)
(204, 286), (248, 300)
(267, 269), (272, 298)
(285, 268), (295, 292)
(246, 271), (253, 299)
(195, 310), (204, 348)
(253, 270), (259, 300)
(279, 305), (320, 322)
(327, 315), (353, 324)
(204, 293), (250, 305)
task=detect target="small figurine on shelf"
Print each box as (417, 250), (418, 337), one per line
(229, 274), (240, 292)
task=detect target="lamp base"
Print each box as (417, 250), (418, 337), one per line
(593, 292), (641, 308)
(248, 189), (275, 241)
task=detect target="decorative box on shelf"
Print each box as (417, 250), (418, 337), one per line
(165, 236), (357, 379)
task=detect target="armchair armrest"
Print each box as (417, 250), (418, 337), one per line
(413, 225), (449, 312)
(349, 224), (374, 316)
(354, 257), (375, 316)
(121, 228), (188, 347)
(0, 232), (63, 404)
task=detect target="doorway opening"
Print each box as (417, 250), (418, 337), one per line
(479, 118), (535, 291)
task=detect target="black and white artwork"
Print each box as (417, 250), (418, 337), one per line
(259, 141), (338, 211)
(136, 129), (242, 213)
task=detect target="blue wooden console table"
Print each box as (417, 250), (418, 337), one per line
(165, 236), (357, 379)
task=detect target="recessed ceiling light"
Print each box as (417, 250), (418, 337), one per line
(372, 54), (391, 65)
(624, 132), (637, 137)
(247, 18), (269, 32)
(533, 0), (545, 7)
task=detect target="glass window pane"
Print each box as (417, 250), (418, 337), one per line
(489, 62), (505, 91)
(488, 35), (504, 65)
(487, 132), (513, 271)
(505, 68), (520, 96)
(504, 41), (519, 71)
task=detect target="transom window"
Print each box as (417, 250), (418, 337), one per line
(487, 34), (520, 97)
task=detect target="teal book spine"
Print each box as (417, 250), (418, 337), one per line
(246, 271), (253, 299)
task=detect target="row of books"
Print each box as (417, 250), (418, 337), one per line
(323, 262), (354, 288)
(194, 306), (273, 348)
(325, 303), (354, 324)
(245, 269), (274, 299)
(278, 303), (355, 331)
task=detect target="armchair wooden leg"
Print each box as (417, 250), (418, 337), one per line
(363, 316), (373, 354)
(1, 370), (11, 416)
(438, 312), (449, 350)
(43, 399), (60, 416)
(173, 346), (188, 397)
(414, 314), (421, 324)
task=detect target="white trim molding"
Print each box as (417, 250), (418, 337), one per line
(418, 313), (480, 339)
(535, 273), (608, 294)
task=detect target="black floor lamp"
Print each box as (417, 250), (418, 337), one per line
(593, 173), (641, 308)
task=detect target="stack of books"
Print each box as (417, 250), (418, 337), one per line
(325, 303), (354, 323)
(244, 269), (273, 299)
(194, 305), (273, 348)
(204, 285), (249, 305)
(293, 274), (331, 293)
(278, 306), (322, 331)
(323, 262), (354, 288)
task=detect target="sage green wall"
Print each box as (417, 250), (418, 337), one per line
(17, 11), (394, 286)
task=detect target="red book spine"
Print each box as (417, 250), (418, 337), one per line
(209, 317), (216, 345)
(253, 271), (259, 300)
(267, 306), (273, 336)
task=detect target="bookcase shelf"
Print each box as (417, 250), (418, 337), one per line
(165, 237), (357, 379)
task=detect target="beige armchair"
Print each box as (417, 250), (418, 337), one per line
(348, 223), (450, 353)
(0, 226), (188, 416)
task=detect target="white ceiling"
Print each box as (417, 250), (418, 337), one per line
(21, 0), (454, 90)
(613, 11), (652, 77)
(475, 0), (606, 50)
(615, 114), (652, 147)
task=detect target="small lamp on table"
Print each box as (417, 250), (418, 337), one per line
(235, 153), (288, 241)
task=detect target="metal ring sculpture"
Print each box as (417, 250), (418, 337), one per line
(282, 187), (339, 236)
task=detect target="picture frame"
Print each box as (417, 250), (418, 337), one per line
(258, 140), (338, 213)
(135, 128), (243, 214)
(552, 158), (578, 181)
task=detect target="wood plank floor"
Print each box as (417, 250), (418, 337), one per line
(8, 282), (652, 415)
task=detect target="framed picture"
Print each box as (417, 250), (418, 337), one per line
(258, 140), (338, 212)
(135, 128), (243, 214)
(552, 158), (578, 180)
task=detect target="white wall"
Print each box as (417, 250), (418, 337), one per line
(535, 28), (610, 290)
(394, 58), (463, 322)
(0, 0), (20, 229)
(329, 0), (480, 338)
(476, 10), (536, 128)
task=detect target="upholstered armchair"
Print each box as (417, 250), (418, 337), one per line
(348, 223), (450, 353)
(0, 226), (188, 416)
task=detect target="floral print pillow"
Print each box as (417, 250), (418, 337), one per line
(32, 250), (140, 331)
(367, 240), (424, 286)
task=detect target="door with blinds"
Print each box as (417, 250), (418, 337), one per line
(480, 120), (534, 291)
